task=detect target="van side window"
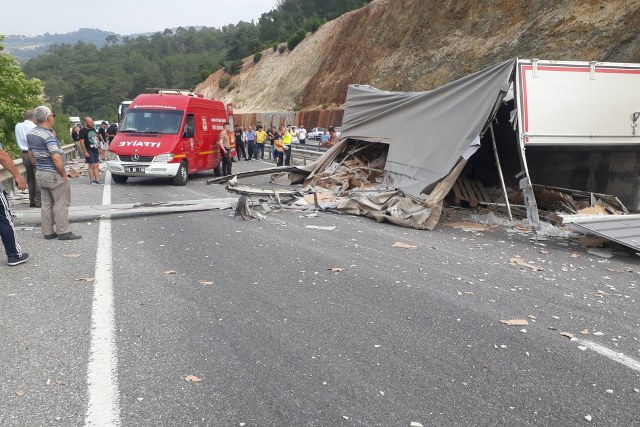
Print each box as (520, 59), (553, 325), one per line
(183, 114), (195, 138)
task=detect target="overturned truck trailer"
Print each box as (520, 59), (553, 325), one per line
(307, 58), (640, 229)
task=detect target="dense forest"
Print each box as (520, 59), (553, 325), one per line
(20, 0), (371, 121)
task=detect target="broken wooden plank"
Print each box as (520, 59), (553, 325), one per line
(461, 179), (479, 207)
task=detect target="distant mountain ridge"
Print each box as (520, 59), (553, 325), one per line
(3, 28), (115, 63)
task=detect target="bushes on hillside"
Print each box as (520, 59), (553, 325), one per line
(287, 29), (307, 51)
(304, 17), (325, 33)
(219, 76), (230, 89)
(224, 59), (243, 75)
(253, 52), (262, 63)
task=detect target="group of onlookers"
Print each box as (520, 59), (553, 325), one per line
(0, 107), (87, 267)
(229, 123), (339, 167)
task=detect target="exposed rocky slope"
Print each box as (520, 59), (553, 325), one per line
(195, 0), (640, 113)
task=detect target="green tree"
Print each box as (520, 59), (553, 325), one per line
(0, 36), (42, 157)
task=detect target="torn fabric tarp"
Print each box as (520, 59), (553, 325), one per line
(337, 59), (515, 197)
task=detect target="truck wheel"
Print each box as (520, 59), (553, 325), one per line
(173, 161), (188, 186)
(112, 174), (128, 184)
(213, 162), (221, 177)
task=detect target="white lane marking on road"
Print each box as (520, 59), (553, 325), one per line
(578, 339), (640, 373)
(85, 171), (121, 426)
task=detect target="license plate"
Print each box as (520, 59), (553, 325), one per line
(125, 166), (145, 173)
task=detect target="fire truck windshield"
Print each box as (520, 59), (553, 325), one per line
(121, 110), (184, 134)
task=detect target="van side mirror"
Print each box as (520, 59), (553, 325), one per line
(183, 125), (195, 138)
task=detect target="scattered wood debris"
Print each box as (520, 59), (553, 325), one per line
(392, 242), (417, 249)
(509, 256), (543, 271)
(444, 221), (495, 231)
(500, 319), (529, 326)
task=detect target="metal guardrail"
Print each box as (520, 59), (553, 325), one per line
(0, 142), (323, 191)
(0, 144), (78, 193)
(261, 143), (329, 165)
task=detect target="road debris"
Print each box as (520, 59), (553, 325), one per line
(509, 256), (543, 271)
(306, 225), (336, 231)
(444, 221), (495, 232)
(184, 375), (202, 383)
(586, 247), (614, 259)
(328, 267), (345, 272)
(164, 270), (177, 275)
(392, 242), (417, 249)
(74, 277), (95, 282)
(500, 319), (529, 326)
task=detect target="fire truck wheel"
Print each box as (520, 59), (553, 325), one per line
(172, 161), (189, 186)
(111, 174), (128, 184)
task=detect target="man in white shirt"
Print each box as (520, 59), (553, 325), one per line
(297, 125), (307, 145)
(14, 110), (40, 207)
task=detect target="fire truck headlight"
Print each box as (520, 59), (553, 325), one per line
(106, 151), (119, 161)
(153, 153), (174, 163)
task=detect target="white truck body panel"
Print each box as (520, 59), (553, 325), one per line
(516, 59), (640, 146)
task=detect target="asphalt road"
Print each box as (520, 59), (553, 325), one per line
(1, 159), (639, 426)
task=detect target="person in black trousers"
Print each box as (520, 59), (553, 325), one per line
(0, 142), (29, 265)
(234, 125), (246, 161)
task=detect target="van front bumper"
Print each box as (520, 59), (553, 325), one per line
(106, 161), (180, 177)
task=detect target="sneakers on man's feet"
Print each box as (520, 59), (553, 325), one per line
(8, 253), (30, 266)
(91, 180), (98, 186)
(44, 233), (58, 240)
(58, 232), (82, 240)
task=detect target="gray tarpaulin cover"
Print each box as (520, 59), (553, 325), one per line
(339, 59), (515, 197)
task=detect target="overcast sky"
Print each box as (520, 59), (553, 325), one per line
(1, 0), (277, 36)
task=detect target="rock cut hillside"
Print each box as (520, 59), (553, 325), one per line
(195, 0), (640, 113)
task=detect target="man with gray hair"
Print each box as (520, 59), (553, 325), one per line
(14, 109), (40, 207)
(27, 106), (81, 240)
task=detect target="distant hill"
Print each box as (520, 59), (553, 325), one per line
(3, 28), (115, 63)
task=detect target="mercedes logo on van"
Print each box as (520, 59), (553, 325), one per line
(131, 154), (139, 162)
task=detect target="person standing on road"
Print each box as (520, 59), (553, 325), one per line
(283, 125), (293, 166)
(297, 124), (307, 145)
(27, 105), (82, 241)
(0, 141), (30, 265)
(71, 124), (83, 159)
(267, 126), (275, 160)
(328, 126), (338, 147)
(97, 121), (109, 161)
(255, 125), (267, 160)
(106, 122), (118, 146)
(234, 125), (247, 161)
(246, 126), (256, 160)
(71, 124), (80, 143)
(273, 128), (284, 166)
(78, 117), (102, 185)
(320, 130), (330, 146)
(219, 122), (232, 176)
(14, 109), (40, 208)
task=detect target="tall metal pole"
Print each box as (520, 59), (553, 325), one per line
(490, 123), (513, 221)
